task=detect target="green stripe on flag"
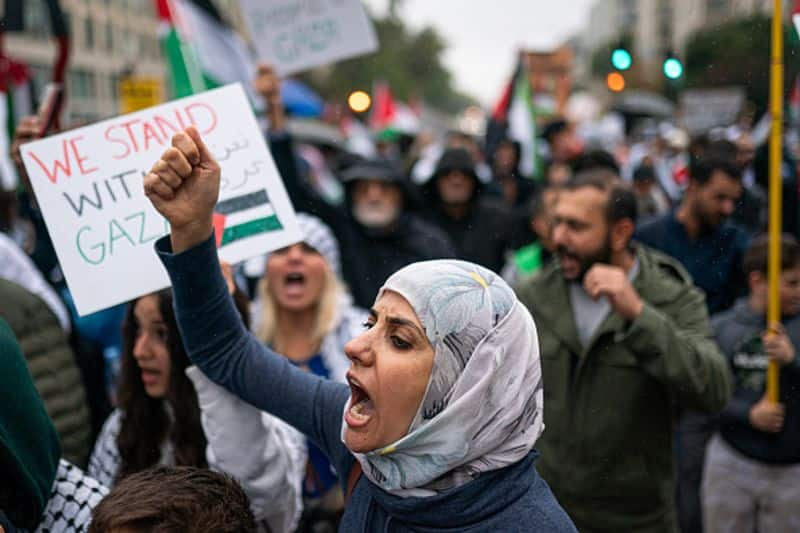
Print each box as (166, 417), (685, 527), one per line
(161, 27), (206, 98)
(220, 216), (283, 246)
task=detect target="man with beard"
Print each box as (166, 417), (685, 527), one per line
(515, 170), (731, 532)
(635, 146), (750, 533)
(636, 146), (750, 315)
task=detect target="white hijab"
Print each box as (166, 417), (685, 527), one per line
(341, 260), (545, 497)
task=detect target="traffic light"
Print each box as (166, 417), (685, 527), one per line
(611, 47), (632, 71)
(607, 72), (626, 92)
(663, 54), (683, 80)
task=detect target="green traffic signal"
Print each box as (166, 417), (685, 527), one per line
(663, 57), (683, 79)
(611, 48), (632, 71)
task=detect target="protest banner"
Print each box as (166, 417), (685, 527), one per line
(679, 87), (746, 134)
(21, 83), (302, 316)
(239, 0), (378, 76)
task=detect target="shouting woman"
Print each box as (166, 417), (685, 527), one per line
(143, 127), (577, 532)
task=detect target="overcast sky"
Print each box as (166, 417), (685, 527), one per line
(363, 0), (596, 107)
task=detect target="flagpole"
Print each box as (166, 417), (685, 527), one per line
(767, 0), (783, 403)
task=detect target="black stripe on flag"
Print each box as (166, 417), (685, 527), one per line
(215, 190), (270, 215)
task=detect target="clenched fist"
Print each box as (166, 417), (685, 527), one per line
(144, 126), (220, 253)
(583, 264), (644, 321)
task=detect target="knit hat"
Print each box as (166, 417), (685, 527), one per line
(296, 213), (342, 277)
(243, 213), (342, 279)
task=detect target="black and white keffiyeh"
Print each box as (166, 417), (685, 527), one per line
(36, 459), (107, 533)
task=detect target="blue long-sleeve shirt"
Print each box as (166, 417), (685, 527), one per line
(636, 212), (750, 314)
(155, 233), (576, 532)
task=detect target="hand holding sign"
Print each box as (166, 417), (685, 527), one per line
(144, 126), (221, 253)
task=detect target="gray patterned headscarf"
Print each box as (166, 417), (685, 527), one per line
(342, 260), (545, 497)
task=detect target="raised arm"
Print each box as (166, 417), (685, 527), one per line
(255, 64), (349, 239)
(143, 128), (351, 467)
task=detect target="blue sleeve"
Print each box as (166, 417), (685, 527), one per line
(155, 233), (352, 470)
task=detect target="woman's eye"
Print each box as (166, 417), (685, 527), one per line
(391, 336), (411, 350)
(155, 328), (168, 342)
(362, 321), (375, 330)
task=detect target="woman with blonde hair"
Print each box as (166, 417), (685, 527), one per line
(251, 212), (366, 529)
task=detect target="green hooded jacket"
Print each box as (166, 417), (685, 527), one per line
(515, 245), (731, 533)
(0, 318), (61, 530)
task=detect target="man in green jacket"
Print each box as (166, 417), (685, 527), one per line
(516, 169), (731, 532)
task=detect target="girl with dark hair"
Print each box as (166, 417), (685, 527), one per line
(89, 290), (207, 484)
(88, 287), (303, 533)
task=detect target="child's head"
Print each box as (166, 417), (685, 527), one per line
(88, 466), (256, 533)
(743, 234), (800, 316)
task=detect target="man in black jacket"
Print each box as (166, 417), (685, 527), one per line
(418, 148), (522, 272)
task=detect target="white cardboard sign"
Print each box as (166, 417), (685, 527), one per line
(240, 0), (378, 76)
(21, 83), (302, 316)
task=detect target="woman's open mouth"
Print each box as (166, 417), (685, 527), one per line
(345, 374), (375, 428)
(283, 272), (307, 296)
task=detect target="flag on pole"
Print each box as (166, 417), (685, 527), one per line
(489, 55), (542, 179)
(793, 0), (800, 39)
(1, 0), (62, 189)
(790, 74), (800, 126)
(370, 82), (396, 131)
(155, 0), (257, 102)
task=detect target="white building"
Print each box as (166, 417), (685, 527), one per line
(5, 0), (166, 124)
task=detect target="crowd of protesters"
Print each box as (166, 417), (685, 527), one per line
(1, 63), (799, 533)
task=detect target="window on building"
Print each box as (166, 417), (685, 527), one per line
(68, 70), (96, 100)
(85, 17), (94, 49)
(23, 1), (49, 38)
(106, 22), (114, 52)
(110, 74), (120, 102)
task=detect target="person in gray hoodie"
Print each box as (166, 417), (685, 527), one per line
(703, 234), (800, 532)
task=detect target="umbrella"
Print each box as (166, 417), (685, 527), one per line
(282, 79), (324, 117)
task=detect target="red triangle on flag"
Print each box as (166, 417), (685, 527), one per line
(370, 82), (396, 130)
(212, 212), (227, 247)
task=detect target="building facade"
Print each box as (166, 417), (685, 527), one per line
(5, 0), (166, 124)
(579, 0), (790, 85)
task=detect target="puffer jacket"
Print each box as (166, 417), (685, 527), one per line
(0, 279), (92, 466)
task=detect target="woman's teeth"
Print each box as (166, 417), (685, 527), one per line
(349, 397), (375, 421)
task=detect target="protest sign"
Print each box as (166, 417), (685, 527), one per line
(21, 83), (302, 316)
(119, 77), (163, 114)
(239, 0), (378, 76)
(679, 87), (746, 134)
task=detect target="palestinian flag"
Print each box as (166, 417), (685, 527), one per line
(369, 82), (420, 139)
(1, 0), (65, 189)
(791, 74), (800, 126)
(369, 81), (396, 131)
(488, 55), (542, 180)
(0, 62), (35, 190)
(212, 189), (283, 248)
(155, 0), (257, 102)
(794, 0), (800, 40)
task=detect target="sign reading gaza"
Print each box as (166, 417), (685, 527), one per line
(21, 83), (302, 316)
(240, 0), (378, 76)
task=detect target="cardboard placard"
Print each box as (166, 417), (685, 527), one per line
(21, 83), (302, 316)
(240, 0), (378, 76)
